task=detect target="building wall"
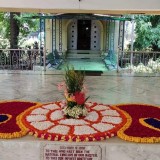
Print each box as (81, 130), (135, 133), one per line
(45, 19), (68, 54)
(45, 19), (120, 54)
(45, 19), (51, 53)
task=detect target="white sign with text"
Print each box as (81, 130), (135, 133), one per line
(42, 144), (104, 160)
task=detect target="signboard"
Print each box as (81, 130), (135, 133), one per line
(42, 144), (104, 160)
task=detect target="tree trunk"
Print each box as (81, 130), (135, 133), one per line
(10, 12), (20, 49)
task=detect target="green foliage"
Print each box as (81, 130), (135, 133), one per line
(67, 101), (77, 108)
(134, 15), (160, 51)
(0, 13), (10, 48)
(0, 12), (39, 48)
(46, 52), (55, 64)
(65, 65), (85, 94)
(15, 13), (39, 37)
(0, 13), (10, 39)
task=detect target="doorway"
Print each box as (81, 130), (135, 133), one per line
(77, 20), (91, 50)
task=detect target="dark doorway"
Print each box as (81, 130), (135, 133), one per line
(77, 20), (91, 50)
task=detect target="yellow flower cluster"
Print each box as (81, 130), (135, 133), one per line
(65, 93), (76, 102)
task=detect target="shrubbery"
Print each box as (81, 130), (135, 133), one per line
(126, 58), (160, 73)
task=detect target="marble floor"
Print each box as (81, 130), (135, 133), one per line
(0, 70), (159, 106)
(0, 70), (160, 160)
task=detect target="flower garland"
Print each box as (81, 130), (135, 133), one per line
(0, 100), (41, 139)
(114, 103), (160, 143)
(22, 102), (127, 142)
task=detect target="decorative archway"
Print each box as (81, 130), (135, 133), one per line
(67, 19), (102, 51)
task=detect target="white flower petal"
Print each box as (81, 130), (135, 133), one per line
(84, 111), (98, 122)
(74, 126), (97, 135)
(92, 123), (115, 132)
(93, 104), (110, 111)
(26, 115), (46, 122)
(31, 108), (49, 115)
(48, 125), (70, 135)
(50, 110), (64, 121)
(31, 121), (53, 130)
(43, 104), (60, 110)
(101, 110), (120, 116)
(101, 116), (122, 124)
(59, 119), (88, 125)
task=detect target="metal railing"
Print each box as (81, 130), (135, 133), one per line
(118, 51), (160, 73)
(0, 49), (45, 70)
(1, 49), (160, 73)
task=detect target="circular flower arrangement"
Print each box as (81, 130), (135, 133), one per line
(22, 102), (127, 142)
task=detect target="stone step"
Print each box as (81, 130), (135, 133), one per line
(67, 50), (101, 54)
(66, 52), (101, 59)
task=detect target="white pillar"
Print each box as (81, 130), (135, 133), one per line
(130, 15), (134, 66)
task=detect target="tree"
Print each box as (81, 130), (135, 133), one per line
(0, 12), (39, 49)
(134, 15), (160, 51)
(10, 12), (20, 49)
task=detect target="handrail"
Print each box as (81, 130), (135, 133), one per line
(118, 50), (160, 73)
(120, 51), (160, 54)
(0, 48), (45, 71)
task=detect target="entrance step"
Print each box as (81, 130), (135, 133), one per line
(67, 54), (102, 59)
(58, 59), (108, 72)
(66, 50), (101, 59)
(68, 50), (100, 54)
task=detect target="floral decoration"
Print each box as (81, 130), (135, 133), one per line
(0, 114), (12, 125)
(21, 102), (126, 142)
(0, 100), (41, 139)
(115, 103), (160, 143)
(58, 66), (89, 119)
(139, 118), (160, 132)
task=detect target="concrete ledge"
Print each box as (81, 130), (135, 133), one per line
(0, 136), (159, 160)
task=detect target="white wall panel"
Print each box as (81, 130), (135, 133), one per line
(0, 0), (79, 9)
(91, 20), (101, 51)
(79, 0), (160, 10)
(67, 20), (77, 50)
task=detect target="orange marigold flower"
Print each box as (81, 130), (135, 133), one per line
(67, 95), (76, 102)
